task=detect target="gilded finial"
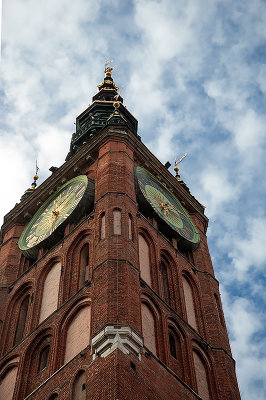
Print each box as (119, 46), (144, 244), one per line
(174, 153), (187, 181)
(104, 60), (114, 77)
(20, 161), (40, 202)
(113, 101), (120, 114)
(97, 60), (119, 93)
(31, 161), (39, 189)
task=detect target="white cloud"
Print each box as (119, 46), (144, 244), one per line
(228, 217), (266, 278)
(233, 110), (266, 152)
(199, 167), (239, 217)
(0, 133), (33, 223)
(222, 292), (266, 400)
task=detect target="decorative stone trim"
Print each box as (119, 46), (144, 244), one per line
(91, 325), (144, 361)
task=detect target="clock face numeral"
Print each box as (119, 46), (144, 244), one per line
(18, 175), (92, 258)
(135, 167), (200, 248)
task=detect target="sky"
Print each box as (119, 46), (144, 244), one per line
(1, 0), (266, 398)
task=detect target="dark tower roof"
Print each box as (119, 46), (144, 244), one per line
(66, 67), (138, 160)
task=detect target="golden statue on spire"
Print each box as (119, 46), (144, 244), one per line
(104, 60), (114, 77)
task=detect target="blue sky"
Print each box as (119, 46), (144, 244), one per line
(1, 0), (266, 398)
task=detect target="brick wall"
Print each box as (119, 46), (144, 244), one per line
(0, 127), (240, 399)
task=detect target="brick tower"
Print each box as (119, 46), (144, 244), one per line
(0, 67), (241, 400)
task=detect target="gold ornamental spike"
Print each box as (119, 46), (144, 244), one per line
(174, 153), (187, 181)
(20, 160), (39, 201)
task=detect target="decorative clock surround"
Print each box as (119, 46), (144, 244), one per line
(135, 167), (200, 250)
(18, 175), (94, 259)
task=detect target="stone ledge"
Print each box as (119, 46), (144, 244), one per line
(91, 325), (143, 361)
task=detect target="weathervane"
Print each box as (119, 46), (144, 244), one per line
(104, 60), (114, 76)
(174, 153), (187, 181)
(31, 160), (39, 189)
(20, 160), (40, 202)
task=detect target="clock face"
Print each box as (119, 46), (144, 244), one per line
(18, 175), (93, 259)
(135, 167), (200, 249)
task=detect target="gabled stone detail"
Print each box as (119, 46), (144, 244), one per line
(91, 325), (144, 361)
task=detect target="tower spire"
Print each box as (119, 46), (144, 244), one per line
(65, 65), (138, 160)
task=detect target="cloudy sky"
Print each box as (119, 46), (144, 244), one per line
(1, 0), (266, 398)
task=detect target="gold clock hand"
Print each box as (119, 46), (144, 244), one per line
(51, 193), (73, 217)
(55, 196), (74, 214)
(167, 201), (187, 218)
(54, 191), (73, 210)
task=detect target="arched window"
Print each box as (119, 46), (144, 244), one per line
(23, 334), (52, 397)
(141, 303), (157, 356)
(193, 350), (211, 400)
(0, 366), (18, 400)
(39, 262), (61, 323)
(138, 234), (151, 286)
(64, 306), (91, 363)
(160, 260), (170, 304)
(182, 275), (198, 331)
(168, 327), (184, 379)
(14, 294), (30, 346)
(100, 213), (106, 239)
(79, 244), (90, 289)
(72, 370), (86, 400)
(169, 331), (176, 358)
(2, 284), (32, 352)
(38, 345), (50, 372)
(128, 214), (133, 240)
(113, 209), (121, 235)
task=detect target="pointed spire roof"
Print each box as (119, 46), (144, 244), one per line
(65, 65), (138, 160)
(92, 63), (123, 103)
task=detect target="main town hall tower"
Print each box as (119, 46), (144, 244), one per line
(0, 68), (241, 399)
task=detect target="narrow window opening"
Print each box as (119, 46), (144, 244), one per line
(79, 244), (90, 288)
(38, 345), (50, 372)
(130, 361), (136, 371)
(168, 328), (184, 379)
(160, 261), (170, 304)
(29, 258), (35, 268)
(169, 332), (177, 359)
(161, 262), (170, 304)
